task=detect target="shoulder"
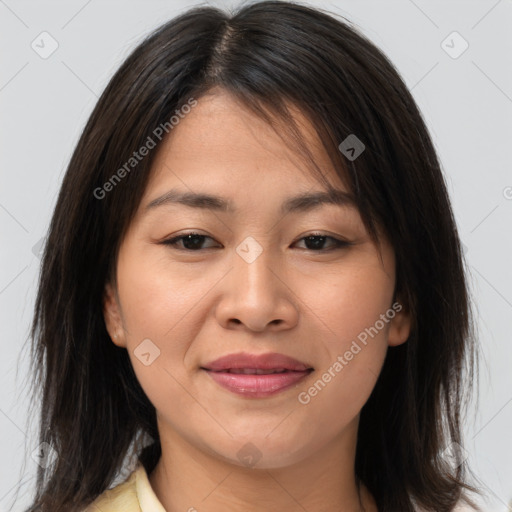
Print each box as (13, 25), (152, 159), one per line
(84, 462), (166, 512)
(84, 468), (140, 512)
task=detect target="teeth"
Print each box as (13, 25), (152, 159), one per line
(227, 368), (288, 375)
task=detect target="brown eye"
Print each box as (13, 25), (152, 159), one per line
(161, 232), (351, 252)
(161, 233), (219, 251)
(293, 234), (352, 251)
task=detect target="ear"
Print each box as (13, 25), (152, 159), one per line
(387, 301), (412, 347)
(103, 281), (126, 348)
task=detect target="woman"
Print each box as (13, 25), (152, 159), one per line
(24, 1), (482, 510)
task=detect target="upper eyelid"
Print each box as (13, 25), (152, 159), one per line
(161, 232), (351, 248)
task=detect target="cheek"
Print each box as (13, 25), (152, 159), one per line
(303, 259), (395, 344)
(115, 245), (224, 405)
(292, 322), (388, 459)
(116, 243), (212, 341)
(292, 262), (393, 416)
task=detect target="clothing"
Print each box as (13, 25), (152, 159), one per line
(85, 462), (479, 511)
(85, 462), (165, 512)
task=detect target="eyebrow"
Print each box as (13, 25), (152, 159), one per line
(144, 188), (357, 216)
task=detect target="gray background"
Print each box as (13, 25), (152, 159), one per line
(1, 0), (511, 510)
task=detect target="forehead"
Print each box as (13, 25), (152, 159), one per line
(168, 89), (327, 154)
(143, 89), (346, 203)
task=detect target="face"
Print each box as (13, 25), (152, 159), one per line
(103, 89), (411, 469)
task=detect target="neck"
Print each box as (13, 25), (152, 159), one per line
(149, 416), (377, 512)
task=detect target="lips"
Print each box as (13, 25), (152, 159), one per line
(201, 352), (314, 398)
(220, 368), (289, 374)
(201, 352), (313, 373)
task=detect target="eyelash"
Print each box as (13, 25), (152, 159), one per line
(160, 232), (352, 252)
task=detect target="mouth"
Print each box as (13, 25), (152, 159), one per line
(200, 352), (314, 398)
(208, 368), (304, 374)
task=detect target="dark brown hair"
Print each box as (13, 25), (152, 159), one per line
(19, 1), (482, 510)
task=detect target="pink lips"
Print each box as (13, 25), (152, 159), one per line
(201, 352), (314, 398)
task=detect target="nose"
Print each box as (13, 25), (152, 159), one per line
(214, 242), (299, 333)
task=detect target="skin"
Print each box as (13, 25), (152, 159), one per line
(103, 88), (411, 512)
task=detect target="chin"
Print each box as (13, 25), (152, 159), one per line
(206, 433), (313, 470)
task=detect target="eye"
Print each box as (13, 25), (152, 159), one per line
(160, 232), (219, 251)
(160, 231), (352, 252)
(293, 233), (352, 251)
